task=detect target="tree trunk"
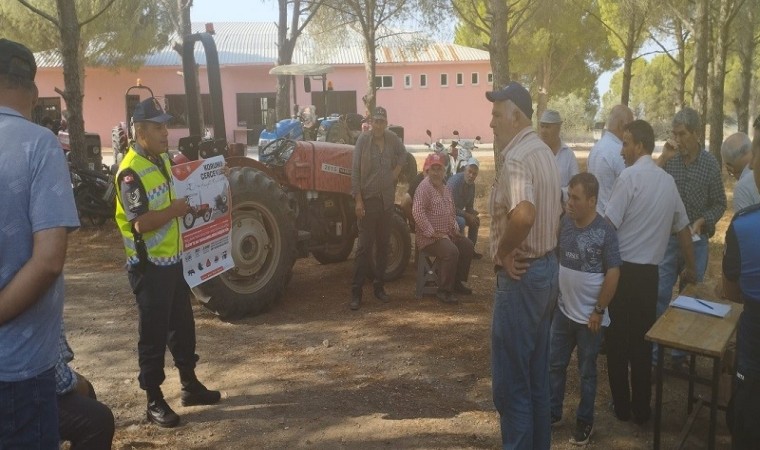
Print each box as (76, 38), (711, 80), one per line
(176, 0), (204, 134)
(692, 0), (709, 141)
(489, 0), (511, 174)
(56, 0), (87, 169)
(708, 0), (735, 166)
(620, 19), (637, 107)
(535, 54), (551, 121)
(275, 0), (292, 122)
(674, 20), (687, 109)
(362, 32), (377, 115)
(736, 4), (756, 133)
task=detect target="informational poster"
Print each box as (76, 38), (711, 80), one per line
(171, 155), (233, 288)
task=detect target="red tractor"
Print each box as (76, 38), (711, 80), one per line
(168, 30), (412, 319)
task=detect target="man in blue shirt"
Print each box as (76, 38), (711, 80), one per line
(446, 157), (482, 258)
(723, 134), (760, 449)
(0, 38), (80, 448)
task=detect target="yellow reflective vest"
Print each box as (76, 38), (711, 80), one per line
(115, 147), (181, 266)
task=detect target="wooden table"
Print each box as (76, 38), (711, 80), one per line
(646, 287), (742, 450)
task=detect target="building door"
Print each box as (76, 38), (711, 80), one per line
(310, 91), (357, 118)
(236, 93), (276, 144)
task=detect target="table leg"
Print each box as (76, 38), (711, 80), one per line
(688, 354), (696, 415)
(654, 344), (666, 450)
(708, 357), (720, 450)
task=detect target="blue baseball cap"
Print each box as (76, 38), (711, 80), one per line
(486, 81), (533, 120)
(132, 97), (173, 123)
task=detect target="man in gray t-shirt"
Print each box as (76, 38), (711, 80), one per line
(0, 38), (79, 447)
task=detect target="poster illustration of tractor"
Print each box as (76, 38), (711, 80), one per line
(172, 155), (233, 288)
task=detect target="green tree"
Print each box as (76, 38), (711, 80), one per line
(1, 0), (175, 167)
(581, 0), (655, 106)
(508, 0), (616, 119)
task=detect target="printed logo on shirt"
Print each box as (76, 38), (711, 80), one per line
(123, 174), (134, 184)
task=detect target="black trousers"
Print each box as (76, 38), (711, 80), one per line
(606, 261), (658, 421)
(128, 262), (199, 392)
(58, 381), (114, 450)
(352, 197), (392, 295)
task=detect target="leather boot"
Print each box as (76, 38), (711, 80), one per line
(146, 389), (180, 428)
(180, 371), (221, 406)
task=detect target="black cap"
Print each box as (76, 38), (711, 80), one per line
(486, 81), (533, 120)
(373, 106), (388, 121)
(0, 38), (37, 81)
(132, 97), (173, 123)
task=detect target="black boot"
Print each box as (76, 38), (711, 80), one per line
(180, 371), (221, 406)
(146, 389), (180, 428)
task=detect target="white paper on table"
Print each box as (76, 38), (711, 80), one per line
(670, 295), (731, 318)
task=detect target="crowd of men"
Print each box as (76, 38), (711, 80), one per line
(4, 33), (760, 449)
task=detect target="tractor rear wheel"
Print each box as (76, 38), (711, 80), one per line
(371, 208), (411, 281)
(193, 167), (296, 319)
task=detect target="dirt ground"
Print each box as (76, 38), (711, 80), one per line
(62, 151), (737, 449)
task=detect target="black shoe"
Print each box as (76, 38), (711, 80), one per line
(569, 420), (593, 445)
(435, 290), (458, 304)
(181, 380), (221, 406)
(350, 296), (361, 310)
(473, 252), (483, 260)
(147, 398), (180, 428)
(374, 287), (389, 303)
(453, 281), (473, 295)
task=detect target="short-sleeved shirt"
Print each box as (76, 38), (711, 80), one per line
(558, 215), (621, 327)
(723, 205), (760, 376)
(733, 166), (760, 213)
(0, 107), (80, 382)
(351, 130), (407, 208)
(489, 127), (562, 262)
(555, 143), (580, 189)
(662, 149), (726, 237)
(413, 177), (459, 249)
(446, 171), (475, 217)
(605, 155), (689, 265)
(587, 131), (625, 215)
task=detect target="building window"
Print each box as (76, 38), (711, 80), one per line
(420, 74), (427, 88)
(440, 73), (448, 87)
(456, 73), (464, 86)
(374, 75), (393, 89)
(471, 72), (479, 85)
(165, 94), (214, 129)
(404, 74), (412, 88)
(487, 73), (493, 84)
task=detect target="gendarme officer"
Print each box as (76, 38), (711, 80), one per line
(115, 98), (220, 428)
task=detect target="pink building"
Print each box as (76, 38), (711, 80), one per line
(33, 23), (494, 147)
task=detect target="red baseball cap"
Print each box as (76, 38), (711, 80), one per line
(423, 152), (446, 171)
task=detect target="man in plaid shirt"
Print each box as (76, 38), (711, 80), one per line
(413, 153), (475, 303)
(654, 107), (727, 367)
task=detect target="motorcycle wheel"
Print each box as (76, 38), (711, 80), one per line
(73, 184), (109, 227)
(193, 166), (297, 319)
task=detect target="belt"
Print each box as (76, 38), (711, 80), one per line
(494, 251), (553, 273)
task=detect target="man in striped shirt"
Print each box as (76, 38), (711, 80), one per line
(413, 153), (474, 303)
(488, 82), (562, 450)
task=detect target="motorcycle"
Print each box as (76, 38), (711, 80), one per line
(424, 129), (453, 179)
(450, 130), (482, 173)
(69, 164), (116, 226)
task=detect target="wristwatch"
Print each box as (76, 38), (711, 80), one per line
(593, 304), (605, 315)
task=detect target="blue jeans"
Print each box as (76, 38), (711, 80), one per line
(549, 309), (603, 425)
(455, 215), (479, 245)
(653, 234), (709, 363)
(492, 253), (558, 450)
(0, 367), (59, 449)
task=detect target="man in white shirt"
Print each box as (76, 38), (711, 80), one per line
(587, 105), (634, 215)
(604, 120), (696, 425)
(721, 132), (760, 213)
(539, 109), (578, 200)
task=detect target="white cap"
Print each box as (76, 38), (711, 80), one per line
(466, 157), (479, 168)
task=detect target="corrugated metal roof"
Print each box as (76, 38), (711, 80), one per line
(35, 22), (489, 69)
